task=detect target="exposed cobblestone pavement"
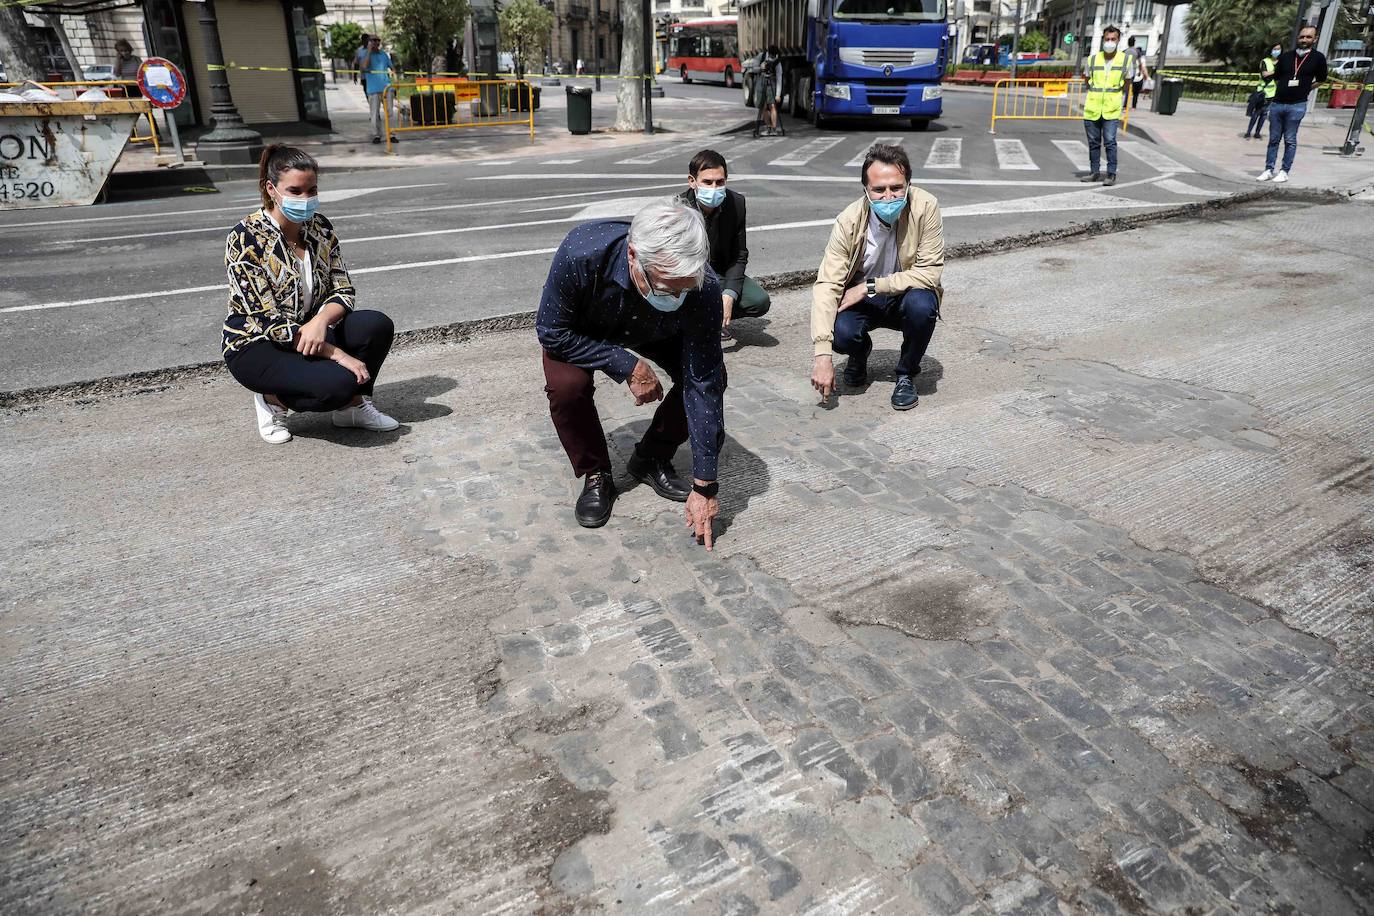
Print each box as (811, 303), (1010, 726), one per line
(2, 196), (1372, 912)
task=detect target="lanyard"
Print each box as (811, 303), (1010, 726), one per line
(1291, 51), (1309, 79)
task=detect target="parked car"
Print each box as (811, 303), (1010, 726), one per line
(1330, 57), (1371, 80)
(83, 64), (116, 81)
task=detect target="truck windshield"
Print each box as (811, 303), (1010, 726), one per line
(833, 0), (946, 21)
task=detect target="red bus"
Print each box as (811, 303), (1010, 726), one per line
(668, 17), (742, 89)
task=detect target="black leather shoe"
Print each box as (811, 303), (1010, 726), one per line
(843, 338), (872, 387)
(891, 375), (919, 411)
(627, 450), (691, 502)
(1080, 172), (1102, 182)
(575, 471), (617, 527)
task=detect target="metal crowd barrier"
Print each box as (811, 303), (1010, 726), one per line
(990, 78), (1131, 136)
(381, 79), (536, 153)
(1, 80), (161, 152)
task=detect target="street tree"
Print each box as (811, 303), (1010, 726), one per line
(499, 0), (555, 81)
(0, 9), (53, 82)
(326, 22), (366, 64)
(1021, 30), (1050, 54)
(384, 0), (470, 73)
(615, 0), (645, 130)
(1185, 0), (1356, 68)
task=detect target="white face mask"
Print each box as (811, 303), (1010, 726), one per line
(1102, 40), (1118, 53)
(1296, 45), (1311, 56)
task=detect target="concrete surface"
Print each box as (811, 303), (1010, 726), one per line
(2, 193), (1372, 913)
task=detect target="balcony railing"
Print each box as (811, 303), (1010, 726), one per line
(567, 3), (590, 19)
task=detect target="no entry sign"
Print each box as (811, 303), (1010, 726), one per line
(137, 57), (187, 110)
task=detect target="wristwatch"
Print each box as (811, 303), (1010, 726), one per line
(692, 481), (719, 498)
(866, 277), (877, 296)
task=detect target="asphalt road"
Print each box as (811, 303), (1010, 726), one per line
(0, 86), (1246, 392)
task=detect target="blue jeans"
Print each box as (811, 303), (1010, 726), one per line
(1246, 101), (1269, 138)
(833, 288), (939, 379)
(1266, 101), (1306, 172)
(1084, 117), (1120, 175)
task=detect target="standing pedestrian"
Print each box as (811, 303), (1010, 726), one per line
(111, 39), (141, 82)
(362, 35), (397, 145)
(1258, 25), (1327, 183)
(757, 46), (784, 136)
(352, 34), (369, 86)
(1246, 42), (1281, 140)
(1124, 36), (1149, 110)
(1080, 26), (1130, 187)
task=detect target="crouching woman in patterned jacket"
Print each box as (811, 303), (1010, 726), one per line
(222, 144), (398, 444)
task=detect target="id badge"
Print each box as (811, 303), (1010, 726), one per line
(1288, 79), (1299, 87)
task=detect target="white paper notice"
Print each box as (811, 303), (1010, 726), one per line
(145, 66), (174, 88)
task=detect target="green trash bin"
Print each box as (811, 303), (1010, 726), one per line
(566, 86), (592, 135)
(1156, 77), (1183, 116)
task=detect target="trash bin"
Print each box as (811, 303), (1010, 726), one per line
(410, 91), (457, 125)
(1156, 77), (1184, 116)
(566, 85), (592, 135)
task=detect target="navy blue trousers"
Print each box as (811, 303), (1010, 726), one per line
(227, 309), (394, 412)
(832, 287), (939, 379)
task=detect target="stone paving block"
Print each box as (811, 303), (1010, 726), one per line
(902, 859), (976, 914)
(1006, 762), (1106, 836)
(950, 707), (1039, 770)
(725, 833), (802, 902)
(1179, 840), (1282, 913)
(994, 806), (1087, 878)
(1017, 716), (1115, 786)
(637, 618), (695, 663)
(982, 873), (1065, 915)
(840, 795), (930, 869)
(789, 728), (872, 799)
(1290, 767), (1373, 842)
(620, 661), (661, 701)
(666, 589), (729, 630)
(810, 688), (886, 742)
(912, 796), (1022, 884)
(1028, 678), (1114, 728)
(1107, 834), (1223, 913)
(1118, 796), (1203, 849)
(737, 677), (812, 729)
(977, 639), (1043, 681)
(819, 645), (907, 698)
(1331, 763), (1374, 812)
(855, 734), (938, 806)
(964, 671), (1050, 724)
(643, 701), (706, 761)
(879, 693), (950, 744)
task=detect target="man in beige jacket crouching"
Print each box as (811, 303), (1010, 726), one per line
(810, 143), (944, 410)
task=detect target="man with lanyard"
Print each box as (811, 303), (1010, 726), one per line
(536, 201), (726, 547)
(1245, 42), (1281, 141)
(1080, 26), (1130, 187)
(1258, 25), (1328, 184)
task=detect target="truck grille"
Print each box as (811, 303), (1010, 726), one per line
(838, 47), (939, 68)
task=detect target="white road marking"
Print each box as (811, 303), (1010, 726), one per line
(1155, 178), (1218, 196)
(57, 184), (687, 245)
(472, 172), (1094, 188)
(769, 137), (844, 167)
(1118, 140), (1195, 173)
(994, 138), (1039, 170)
(1053, 139), (1091, 172)
(5, 178), (1183, 315)
(317, 183), (445, 202)
(844, 137), (903, 168)
(923, 138), (962, 169)
(617, 145), (693, 165)
(571, 196), (664, 219)
(540, 159), (583, 164)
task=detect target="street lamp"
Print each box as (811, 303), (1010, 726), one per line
(193, 0), (264, 165)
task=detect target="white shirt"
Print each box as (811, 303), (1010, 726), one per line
(862, 210), (898, 292)
(297, 248), (314, 314)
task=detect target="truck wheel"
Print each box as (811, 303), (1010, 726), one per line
(680, 65), (691, 84)
(742, 75), (753, 106)
(724, 67), (734, 88)
(790, 73), (806, 117)
(910, 118), (931, 131)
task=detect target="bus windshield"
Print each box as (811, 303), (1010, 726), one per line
(833, 0), (946, 21)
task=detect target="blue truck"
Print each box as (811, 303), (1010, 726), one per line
(739, 0), (949, 129)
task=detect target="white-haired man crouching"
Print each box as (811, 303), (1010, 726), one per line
(536, 200), (727, 547)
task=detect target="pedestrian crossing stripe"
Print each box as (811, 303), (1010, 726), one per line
(844, 137), (904, 168)
(924, 137), (962, 169)
(1118, 141), (1194, 174)
(993, 138), (1039, 171)
(769, 137), (844, 167)
(1052, 139), (1091, 172)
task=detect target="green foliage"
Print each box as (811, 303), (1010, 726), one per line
(1184, 0), (1357, 67)
(499, 0), (555, 80)
(384, 0), (470, 72)
(1020, 30), (1050, 54)
(325, 22), (365, 62)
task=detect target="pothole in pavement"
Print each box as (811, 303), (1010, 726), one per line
(831, 559), (1006, 642)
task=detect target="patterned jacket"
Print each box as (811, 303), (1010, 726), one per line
(221, 208), (355, 357)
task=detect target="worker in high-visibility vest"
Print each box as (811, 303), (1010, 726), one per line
(1080, 26), (1131, 187)
(1245, 43), (1281, 141)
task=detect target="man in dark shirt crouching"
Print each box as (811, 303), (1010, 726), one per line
(675, 149), (771, 341)
(536, 201), (726, 548)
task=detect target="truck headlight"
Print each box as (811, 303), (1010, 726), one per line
(823, 83), (851, 100)
(923, 86), (942, 101)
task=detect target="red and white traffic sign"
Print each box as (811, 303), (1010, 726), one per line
(137, 57), (187, 110)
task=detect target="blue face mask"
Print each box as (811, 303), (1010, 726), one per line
(871, 195), (907, 225)
(278, 194), (318, 223)
(1271, 49), (1281, 58)
(646, 288), (688, 312)
(695, 186), (726, 208)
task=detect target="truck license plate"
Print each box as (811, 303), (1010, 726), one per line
(871, 106), (901, 115)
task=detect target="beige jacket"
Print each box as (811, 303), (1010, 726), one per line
(811, 188), (945, 357)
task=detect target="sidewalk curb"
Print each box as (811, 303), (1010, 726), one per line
(0, 187), (1293, 411)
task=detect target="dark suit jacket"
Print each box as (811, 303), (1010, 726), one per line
(676, 187), (749, 299)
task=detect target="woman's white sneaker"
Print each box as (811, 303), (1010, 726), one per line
(332, 396), (399, 431)
(253, 393), (291, 444)
(1256, 169), (1273, 181)
(1274, 169), (1289, 183)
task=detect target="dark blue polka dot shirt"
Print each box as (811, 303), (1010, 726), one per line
(536, 220), (726, 481)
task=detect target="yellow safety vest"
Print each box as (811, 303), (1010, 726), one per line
(1258, 57), (1277, 100)
(1083, 51), (1129, 121)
